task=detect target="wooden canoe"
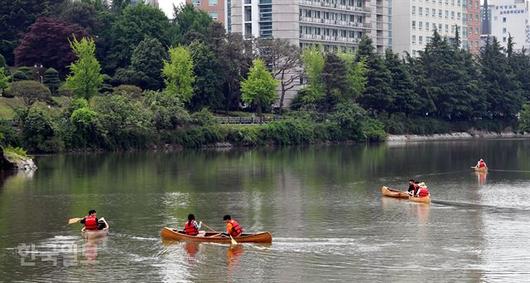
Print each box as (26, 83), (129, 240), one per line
(474, 166), (488, 173)
(381, 186), (410, 199)
(82, 217), (109, 239)
(408, 195), (431, 204)
(160, 227), (272, 243)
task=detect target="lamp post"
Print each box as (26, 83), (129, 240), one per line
(34, 64), (43, 83)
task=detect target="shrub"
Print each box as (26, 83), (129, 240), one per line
(43, 68), (60, 95)
(113, 84), (143, 98)
(0, 119), (20, 146)
(16, 104), (63, 152)
(111, 68), (144, 87)
(191, 108), (218, 126)
(5, 80), (51, 106)
(144, 90), (190, 130)
(58, 84), (74, 96)
(263, 118), (315, 145)
(519, 103), (530, 133)
(70, 106), (107, 148)
(12, 71), (29, 82)
(224, 125), (265, 146)
(100, 74), (113, 94)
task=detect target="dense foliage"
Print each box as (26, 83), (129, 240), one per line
(0, 2), (529, 153)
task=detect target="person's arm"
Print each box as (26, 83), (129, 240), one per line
(195, 220), (202, 230)
(80, 217), (86, 224)
(226, 223), (233, 234)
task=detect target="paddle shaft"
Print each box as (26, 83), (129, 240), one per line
(201, 222), (222, 234)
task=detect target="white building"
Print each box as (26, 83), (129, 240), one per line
(392, 0), (471, 57)
(482, 0), (530, 51)
(230, 0), (392, 53)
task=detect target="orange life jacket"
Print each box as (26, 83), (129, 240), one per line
(184, 221), (199, 236)
(228, 220), (243, 237)
(418, 187), (430, 197)
(84, 215), (98, 230)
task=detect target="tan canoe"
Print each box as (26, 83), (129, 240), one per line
(160, 227), (272, 243)
(408, 195), (431, 204)
(474, 166), (488, 173)
(381, 186), (410, 199)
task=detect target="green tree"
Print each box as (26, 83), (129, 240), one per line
(384, 50), (420, 115)
(107, 3), (170, 71)
(338, 52), (367, 100)
(519, 103), (530, 133)
(356, 36), (395, 115)
(43, 68), (60, 95)
(0, 0), (66, 65)
(170, 4), (214, 45)
(0, 67), (8, 94)
(0, 53), (6, 68)
(188, 41), (224, 111)
(163, 46), (195, 102)
(241, 59), (278, 122)
(480, 37), (523, 120)
(130, 37), (167, 90)
(321, 53), (348, 112)
(17, 103), (63, 152)
(301, 47), (325, 98)
(65, 37), (104, 99)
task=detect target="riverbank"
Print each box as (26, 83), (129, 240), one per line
(387, 131), (530, 143)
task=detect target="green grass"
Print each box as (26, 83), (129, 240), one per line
(0, 97), (25, 120)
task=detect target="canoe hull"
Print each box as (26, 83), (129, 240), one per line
(381, 186), (410, 199)
(408, 195), (431, 204)
(160, 227), (272, 243)
(82, 228), (108, 239)
(474, 167), (488, 173)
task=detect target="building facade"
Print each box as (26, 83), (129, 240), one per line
(392, 0), (469, 57)
(187, 0), (227, 27)
(481, 0), (530, 51)
(227, 0), (391, 53)
(465, 0), (481, 54)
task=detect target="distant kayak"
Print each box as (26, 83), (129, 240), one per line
(381, 186), (410, 199)
(160, 227), (272, 243)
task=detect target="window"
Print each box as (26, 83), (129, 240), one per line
(412, 6), (416, 15)
(503, 17), (506, 23)
(412, 35), (416, 44)
(419, 36), (423, 45)
(432, 8), (436, 17)
(419, 7), (423, 16)
(419, 21), (423, 30)
(445, 10), (448, 19)
(503, 27), (507, 33)
(412, 20), (416, 30)
(208, 0), (217, 5)
(426, 22), (430, 30)
(209, 12), (218, 19)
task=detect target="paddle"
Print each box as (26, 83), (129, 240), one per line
(68, 217), (83, 224)
(202, 222), (238, 244)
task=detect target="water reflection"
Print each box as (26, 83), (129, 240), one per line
(183, 241), (200, 258)
(226, 244), (244, 272)
(475, 171), (488, 186)
(83, 237), (107, 263)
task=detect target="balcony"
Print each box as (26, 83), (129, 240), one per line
(299, 17), (369, 29)
(299, 0), (369, 14)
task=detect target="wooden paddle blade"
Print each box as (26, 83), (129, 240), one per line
(230, 235), (238, 245)
(68, 217), (83, 224)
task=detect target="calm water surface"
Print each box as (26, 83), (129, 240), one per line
(1, 139), (530, 282)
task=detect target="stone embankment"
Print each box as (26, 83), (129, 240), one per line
(387, 131), (529, 143)
(0, 147), (37, 171)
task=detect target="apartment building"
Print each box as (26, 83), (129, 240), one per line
(393, 0), (472, 57)
(481, 0), (530, 51)
(465, 0), (481, 54)
(187, 0), (228, 29)
(213, 0), (390, 53)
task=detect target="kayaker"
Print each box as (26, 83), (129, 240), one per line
(183, 214), (202, 236)
(80, 209), (98, 231)
(407, 179), (418, 195)
(476, 159), (487, 168)
(415, 182), (430, 197)
(223, 215), (243, 238)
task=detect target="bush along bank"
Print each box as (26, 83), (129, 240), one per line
(0, 94), (386, 153)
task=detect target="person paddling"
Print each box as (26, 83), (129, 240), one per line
(415, 182), (430, 197)
(407, 179), (418, 195)
(183, 214), (202, 236)
(223, 215), (243, 238)
(476, 159), (487, 169)
(80, 209), (106, 231)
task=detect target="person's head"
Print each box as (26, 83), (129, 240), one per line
(480, 159), (484, 162)
(88, 209), (96, 216)
(409, 179), (415, 184)
(188, 214), (195, 221)
(223, 215), (231, 223)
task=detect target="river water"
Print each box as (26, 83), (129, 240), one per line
(1, 139), (530, 282)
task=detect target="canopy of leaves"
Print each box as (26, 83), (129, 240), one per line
(241, 59), (278, 117)
(5, 80), (51, 106)
(14, 17), (88, 74)
(130, 38), (167, 90)
(163, 46), (195, 102)
(65, 37), (104, 99)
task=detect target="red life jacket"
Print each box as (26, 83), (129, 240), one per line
(228, 220), (243, 237)
(418, 187), (430, 197)
(184, 221), (199, 236)
(84, 215), (98, 230)
(479, 161), (486, 168)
